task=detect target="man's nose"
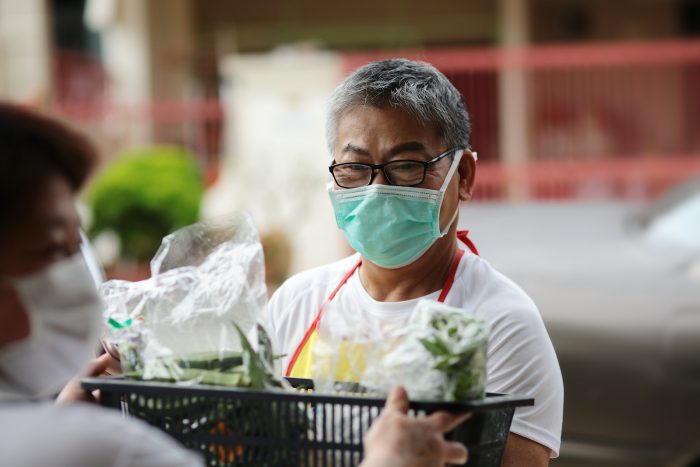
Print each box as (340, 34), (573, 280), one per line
(371, 168), (389, 185)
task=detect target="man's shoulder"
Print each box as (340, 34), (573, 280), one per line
(460, 252), (538, 309)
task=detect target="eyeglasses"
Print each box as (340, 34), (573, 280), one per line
(329, 148), (460, 189)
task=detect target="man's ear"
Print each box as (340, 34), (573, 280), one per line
(458, 150), (476, 201)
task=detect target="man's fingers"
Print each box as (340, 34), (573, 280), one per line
(423, 410), (472, 433)
(384, 385), (410, 414)
(442, 440), (469, 465)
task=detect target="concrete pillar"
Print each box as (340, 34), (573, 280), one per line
(498, 0), (530, 199)
(90, 0), (153, 144)
(144, 0), (194, 101)
(0, 0), (52, 102)
(87, 0), (194, 145)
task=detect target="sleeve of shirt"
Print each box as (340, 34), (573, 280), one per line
(0, 404), (203, 467)
(485, 301), (564, 458)
(110, 412), (204, 467)
(72, 405), (204, 467)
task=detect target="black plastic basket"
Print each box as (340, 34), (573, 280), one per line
(82, 377), (532, 467)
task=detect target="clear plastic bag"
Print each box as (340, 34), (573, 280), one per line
(363, 300), (489, 401)
(101, 212), (278, 387)
(311, 301), (387, 393)
(312, 299), (488, 401)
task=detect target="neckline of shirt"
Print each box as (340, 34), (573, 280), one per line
(343, 248), (470, 319)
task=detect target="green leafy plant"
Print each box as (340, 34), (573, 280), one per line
(88, 146), (203, 262)
(121, 323), (283, 389)
(418, 311), (488, 401)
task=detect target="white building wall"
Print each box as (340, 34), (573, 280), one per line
(207, 48), (349, 274)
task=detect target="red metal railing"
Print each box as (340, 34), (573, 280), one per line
(52, 39), (700, 201)
(342, 39), (700, 200)
(473, 155), (700, 201)
(342, 39), (700, 71)
(53, 50), (223, 184)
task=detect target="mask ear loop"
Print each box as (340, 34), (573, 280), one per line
(437, 149), (464, 237)
(439, 149), (464, 192)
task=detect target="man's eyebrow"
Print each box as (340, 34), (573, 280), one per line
(341, 143), (370, 156)
(389, 141), (428, 156)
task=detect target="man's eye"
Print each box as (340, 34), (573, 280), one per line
(335, 164), (369, 177)
(390, 162), (420, 172)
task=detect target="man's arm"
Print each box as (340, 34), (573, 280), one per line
(501, 433), (551, 467)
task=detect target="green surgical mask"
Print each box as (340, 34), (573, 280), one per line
(329, 149), (463, 269)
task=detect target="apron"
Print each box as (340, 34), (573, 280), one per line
(285, 231), (479, 379)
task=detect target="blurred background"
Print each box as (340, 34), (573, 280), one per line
(1, 1), (699, 466)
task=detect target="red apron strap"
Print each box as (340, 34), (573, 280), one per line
(457, 230), (479, 256)
(284, 258), (361, 376)
(437, 248), (464, 302)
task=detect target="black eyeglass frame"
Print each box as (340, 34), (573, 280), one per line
(329, 148), (462, 189)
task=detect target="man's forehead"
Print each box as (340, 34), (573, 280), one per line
(337, 107), (440, 146)
(341, 141), (430, 155)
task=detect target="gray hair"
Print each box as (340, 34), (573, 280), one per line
(326, 58), (471, 155)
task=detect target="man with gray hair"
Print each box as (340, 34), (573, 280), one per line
(264, 58), (563, 466)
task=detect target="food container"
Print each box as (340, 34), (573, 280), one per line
(82, 377), (532, 467)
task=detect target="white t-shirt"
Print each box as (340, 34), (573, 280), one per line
(263, 249), (564, 457)
(0, 401), (203, 467)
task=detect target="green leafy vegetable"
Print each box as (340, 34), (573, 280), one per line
(417, 309), (488, 401)
(124, 323), (283, 389)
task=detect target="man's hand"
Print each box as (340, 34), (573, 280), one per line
(56, 353), (115, 404)
(360, 386), (471, 467)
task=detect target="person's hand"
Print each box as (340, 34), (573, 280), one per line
(361, 386), (471, 467)
(100, 340), (123, 376)
(56, 353), (114, 404)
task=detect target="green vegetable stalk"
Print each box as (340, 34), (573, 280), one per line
(122, 323), (283, 389)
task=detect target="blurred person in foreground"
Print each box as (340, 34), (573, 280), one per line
(264, 59), (564, 466)
(0, 102), (469, 467)
(0, 102), (202, 466)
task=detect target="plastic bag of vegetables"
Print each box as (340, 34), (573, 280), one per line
(101, 212), (280, 388)
(363, 300), (488, 401)
(313, 299), (488, 401)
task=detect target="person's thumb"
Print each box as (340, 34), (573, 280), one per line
(84, 353), (111, 377)
(384, 385), (410, 414)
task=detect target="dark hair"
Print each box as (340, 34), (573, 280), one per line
(0, 102), (98, 229)
(326, 58), (471, 154)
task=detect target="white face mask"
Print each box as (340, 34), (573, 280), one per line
(0, 254), (104, 399)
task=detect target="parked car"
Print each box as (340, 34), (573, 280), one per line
(460, 176), (700, 467)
